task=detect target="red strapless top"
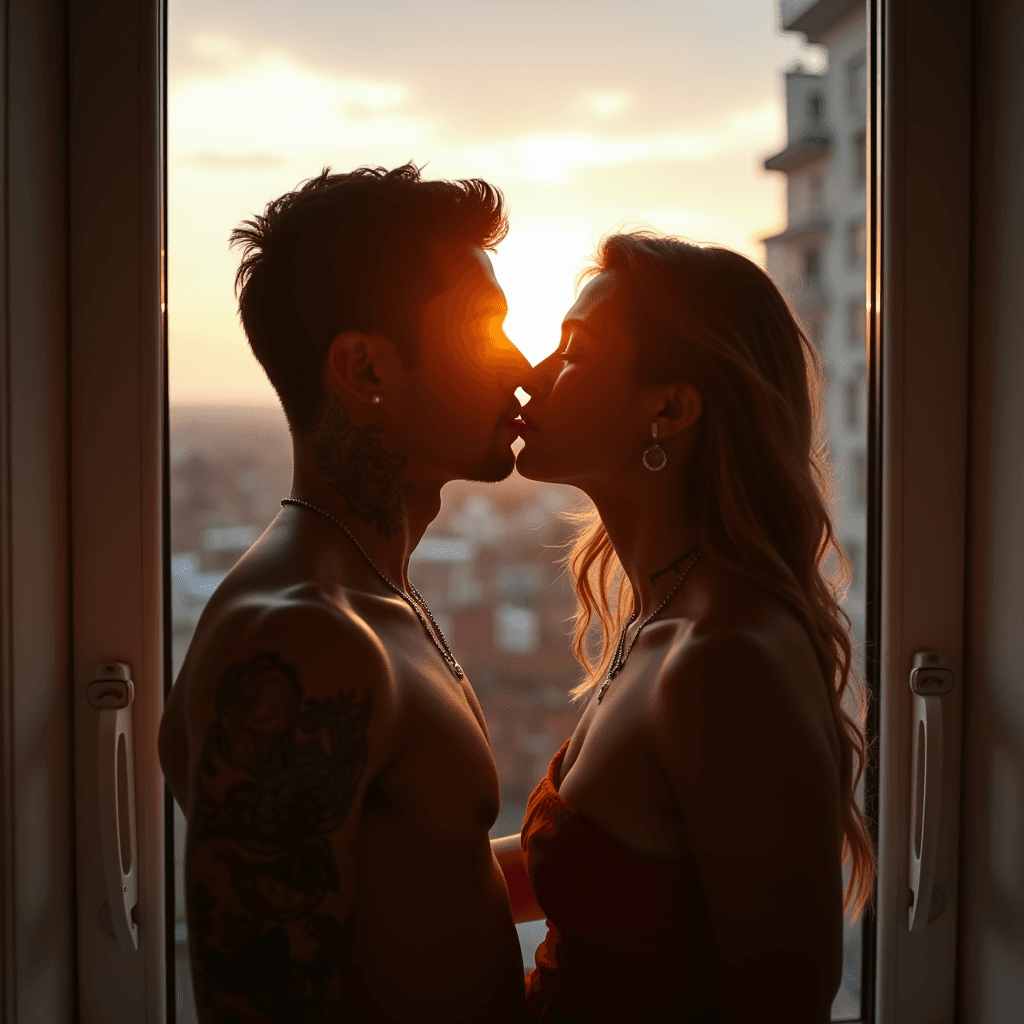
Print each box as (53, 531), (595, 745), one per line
(521, 739), (721, 1024)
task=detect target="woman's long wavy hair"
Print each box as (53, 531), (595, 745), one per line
(563, 232), (874, 920)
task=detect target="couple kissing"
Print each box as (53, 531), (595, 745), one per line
(159, 163), (873, 1024)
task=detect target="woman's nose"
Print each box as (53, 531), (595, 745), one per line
(518, 352), (559, 398)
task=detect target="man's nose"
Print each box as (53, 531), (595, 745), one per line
(494, 335), (533, 390)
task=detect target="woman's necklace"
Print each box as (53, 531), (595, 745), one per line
(597, 546), (702, 703)
(281, 497), (464, 680)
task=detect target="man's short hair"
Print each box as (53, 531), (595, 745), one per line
(230, 163), (508, 434)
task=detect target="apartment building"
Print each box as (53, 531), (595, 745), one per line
(763, 0), (868, 643)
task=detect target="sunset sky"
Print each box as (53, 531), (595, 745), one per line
(167, 0), (824, 406)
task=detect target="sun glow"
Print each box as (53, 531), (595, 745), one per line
(489, 226), (595, 367)
(168, 18), (823, 405)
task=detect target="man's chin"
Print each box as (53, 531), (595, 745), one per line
(460, 445), (517, 485)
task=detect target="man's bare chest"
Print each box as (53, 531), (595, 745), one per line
(358, 644), (502, 834)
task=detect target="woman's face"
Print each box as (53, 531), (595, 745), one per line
(515, 270), (659, 490)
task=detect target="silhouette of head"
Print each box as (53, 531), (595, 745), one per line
(231, 164), (528, 491)
(231, 164), (514, 430)
(518, 231), (873, 917)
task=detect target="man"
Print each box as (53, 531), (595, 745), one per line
(159, 164), (530, 1023)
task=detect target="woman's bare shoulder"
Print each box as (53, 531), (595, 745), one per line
(653, 591), (840, 777)
(662, 570), (826, 694)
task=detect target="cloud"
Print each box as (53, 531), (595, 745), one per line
(170, 41), (427, 169)
(448, 103), (782, 185)
(180, 152), (288, 170)
(170, 42), (783, 187)
(453, 130), (713, 185)
(189, 32), (245, 64)
(579, 90), (632, 119)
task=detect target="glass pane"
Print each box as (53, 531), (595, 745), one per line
(762, 6), (870, 1017)
(167, 2), (869, 1020)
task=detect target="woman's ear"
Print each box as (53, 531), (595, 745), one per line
(325, 330), (401, 406)
(656, 383), (703, 438)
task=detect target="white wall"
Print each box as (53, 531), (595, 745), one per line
(959, 0), (1024, 1019)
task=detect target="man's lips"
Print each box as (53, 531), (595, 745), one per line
(501, 399), (525, 433)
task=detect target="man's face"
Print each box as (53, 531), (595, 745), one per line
(388, 243), (529, 486)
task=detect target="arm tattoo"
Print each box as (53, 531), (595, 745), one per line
(312, 396), (413, 538)
(186, 652), (372, 1022)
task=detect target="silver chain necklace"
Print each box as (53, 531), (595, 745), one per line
(597, 546), (701, 703)
(281, 497), (464, 680)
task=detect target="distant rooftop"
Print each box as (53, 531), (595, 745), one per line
(760, 216), (832, 246)
(203, 524), (259, 552)
(781, 0), (863, 42)
(764, 134), (831, 173)
(411, 537), (474, 563)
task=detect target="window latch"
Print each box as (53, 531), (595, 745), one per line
(907, 650), (954, 932)
(89, 661), (139, 951)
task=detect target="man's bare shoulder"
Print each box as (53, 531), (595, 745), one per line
(170, 582), (402, 808)
(182, 589), (394, 1023)
(185, 581), (396, 707)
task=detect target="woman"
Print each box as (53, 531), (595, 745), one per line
(492, 233), (874, 1023)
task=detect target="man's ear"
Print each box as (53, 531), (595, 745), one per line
(655, 383), (703, 439)
(325, 330), (401, 406)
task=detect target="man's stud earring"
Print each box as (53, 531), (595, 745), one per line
(371, 393), (382, 405)
(642, 422), (667, 472)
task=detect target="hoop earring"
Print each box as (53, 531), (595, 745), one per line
(642, 422), (667, 472)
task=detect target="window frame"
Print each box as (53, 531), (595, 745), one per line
(868, 0), (972, 1021)
(0, 0), (78, 1016)
(68, 0), (168, 1021)
(57, 0), (975, 1020)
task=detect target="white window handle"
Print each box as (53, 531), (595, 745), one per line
(88, 662), (139, 951)
(907, 650), (954, 932)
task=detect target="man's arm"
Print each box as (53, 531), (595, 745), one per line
(654, 632), (845, 1024)
(185, 607), (392, 1023)
(159, 680), (189, 810)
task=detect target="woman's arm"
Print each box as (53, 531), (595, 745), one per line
(491, 834), (545, 924)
